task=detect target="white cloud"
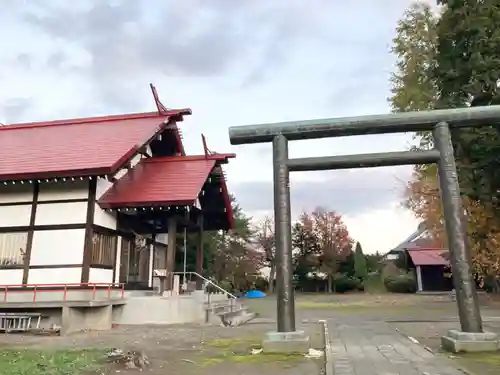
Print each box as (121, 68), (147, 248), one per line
(0, 0), (424, 252)
(343, 202), (419, 254)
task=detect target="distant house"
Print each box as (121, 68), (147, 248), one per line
(407, 248), (452, 292)
(383, 222), (453, 292)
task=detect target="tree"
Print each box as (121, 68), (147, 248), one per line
(389, 1), (439, 149)
(254, 216), (276, 293)
(434, 0), (500, 212)
(310, 207), (354, 293)
(390, 1), (500, 281)
(205, 195), (263, 293)
(405, 167), (500, 279)
(292, 213), (321, 285)
(365, 252), (383, 274)
(434, 0), (500, 281)
(353, 242), (368, 281)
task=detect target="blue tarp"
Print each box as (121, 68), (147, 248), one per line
(244, 290), (266, 299)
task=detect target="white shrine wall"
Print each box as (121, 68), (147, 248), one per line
(0, 180), (89, 285)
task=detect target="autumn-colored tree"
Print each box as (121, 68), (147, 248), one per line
(254, 216), (276, 293)
(405, 168), (500, 279)
(292, 212), (321, 284)
(310, 207), (354, 293)
(391, 2), (500, 282)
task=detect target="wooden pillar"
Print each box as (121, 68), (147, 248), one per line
(23, 182), (39, 285)
(416, 266), (423, 292)
(150, 221), (157, 289)
(138, 238), (150, 285)
(81, 178), (97, 284)
(165, 217), (177, 291)
(196, 215), (204, 290)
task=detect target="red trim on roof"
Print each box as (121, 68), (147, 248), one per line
(2, 110), (191, 130)
(98, 157), (217, 209)
(407, 249), (450, 266)
(143, 154), (236, 163)
(173, 122), (186, 156)
(219, 172), (235, 230)
(407, 246), (447, 251)
(0, 109), (191, 182)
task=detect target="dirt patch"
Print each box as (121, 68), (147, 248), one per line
(0, 322), (324, 375)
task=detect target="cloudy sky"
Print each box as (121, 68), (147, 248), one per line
(0, 0), (436, 253)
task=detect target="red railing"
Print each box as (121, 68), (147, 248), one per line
(0, 282), (125, 303)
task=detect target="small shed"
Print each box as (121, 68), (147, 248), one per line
(407, 248), (453, 292)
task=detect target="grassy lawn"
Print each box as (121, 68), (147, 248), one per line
(452, 352), (500, 375)
(198, 337), (306, 368)
(0, 348), (105, 375)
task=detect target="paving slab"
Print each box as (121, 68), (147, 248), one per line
(327, 320), (464, 375)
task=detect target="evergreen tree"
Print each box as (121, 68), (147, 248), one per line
(365, 252), (383, 273)
(433, 0), (500, 279)
(175, 195), (261, 293)
(434, 0), (500, 210)
(353, 242), (368, 281)
(338, 251), (355, 278)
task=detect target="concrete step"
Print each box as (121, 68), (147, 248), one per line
(219, 309), (259, 327)
(204, 299), (258, 327)
(208, 303), (244, 315)
(124, 290), (157, 297)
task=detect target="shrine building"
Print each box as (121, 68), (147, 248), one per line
(0, 90), (234, 293)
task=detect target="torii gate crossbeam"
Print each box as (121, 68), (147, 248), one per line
(228, 105), (500, 336)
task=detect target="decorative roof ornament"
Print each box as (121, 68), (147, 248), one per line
(149, 83), (169, 115)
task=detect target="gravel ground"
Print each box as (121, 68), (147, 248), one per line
(387, 298), (500, 375)
(1, 292), (499, 374)
(0, 320), (324, 375)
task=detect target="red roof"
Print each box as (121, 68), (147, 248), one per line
(0, 110), (190, 182)
(408, 249), (450, 266)
(99, 156), (218, 207)
(98, 154), (235, 229)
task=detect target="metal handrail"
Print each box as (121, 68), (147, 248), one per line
(173, 271), (237, 299)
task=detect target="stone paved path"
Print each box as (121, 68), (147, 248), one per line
(327, 320), (464, 375)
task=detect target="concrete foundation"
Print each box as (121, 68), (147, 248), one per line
(262, 330), (310, 354)
(0, 289), (230, 332)
(441, 329), (499, 353)
(115, 291), (228, 325)
(61, 304), (112, 335)
(0, 299), (126, 335)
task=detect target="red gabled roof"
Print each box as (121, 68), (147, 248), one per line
(98, 155), (235, 230)
(0, 109), (190, 182)
(98, 154), (235, 230)
(408, 249), (450, 266)
(99, 156), (217, 207)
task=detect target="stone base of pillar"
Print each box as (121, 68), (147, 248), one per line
(441, 329), (499, 353)
(262, 330), (310, 354)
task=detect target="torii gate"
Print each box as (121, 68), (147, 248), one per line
(229, 106), (500, 349)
